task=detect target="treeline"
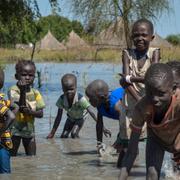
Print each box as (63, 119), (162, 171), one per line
(166, 34), (180, 46)
(0, 0), (85, 48)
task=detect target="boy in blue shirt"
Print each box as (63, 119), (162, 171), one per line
(85, 79), (125, 154)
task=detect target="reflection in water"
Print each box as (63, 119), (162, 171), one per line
(1, 63), (176, 179)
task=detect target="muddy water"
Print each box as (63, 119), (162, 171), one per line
(0, 63), (178, 180)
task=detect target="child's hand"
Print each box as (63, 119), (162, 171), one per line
(46, 132), (54, 139)
(172, 152), (180, 165)
(19, 106), (32, 115)
(17, 80), (28, 91)
(119, 73), (130, 88)
(103, 127), (111, 138)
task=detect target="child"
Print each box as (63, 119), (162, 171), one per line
(118, 18), (160, 162)
(118, 63), (180, 180)
(8, 60), (45, 156)
(167, 60), (180, 171)
(85, 79), (125, 153)
(0, 68), (16, 173)
(47, 74), (111, 139)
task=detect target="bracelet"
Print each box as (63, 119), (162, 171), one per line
(125, 75), (132, 84)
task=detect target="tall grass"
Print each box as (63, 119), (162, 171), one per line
(0, 46), (179, 63)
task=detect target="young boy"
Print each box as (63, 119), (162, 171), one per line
(47, 74), (111, 139)
(118, 63), (180, 180)
(0, 68), (16, 173)
(167, 60), (180, 171)
(85, 79), (125, 153)
(8, 60), (45, 156)
(118, 18), (160, 162)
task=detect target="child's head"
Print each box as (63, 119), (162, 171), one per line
(132, 18), (154, 52)
(145, 63), (174, 110)
(15, 60), (36, 86)
(166, 61), (180, 90)
(85, 79), (109, 107)
(61, 74), (77, 100)
(0, 68), (4, 89)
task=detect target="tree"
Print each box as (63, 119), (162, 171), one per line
(166, 34), (180, 46)
(67, 0), (171, 48)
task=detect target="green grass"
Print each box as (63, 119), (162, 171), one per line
(0, 46), (179, 63)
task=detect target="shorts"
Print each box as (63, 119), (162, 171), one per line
(0, 147), (11, 173)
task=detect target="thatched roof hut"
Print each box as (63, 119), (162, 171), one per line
(94, 18), (127, 49)
(39, 31), (66, 50)
(64, 31), (90, 49)
(151, 33), (172, 48)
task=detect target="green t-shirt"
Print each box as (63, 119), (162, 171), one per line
(56, 92), (90, 121)
(8, 85), (45, 138)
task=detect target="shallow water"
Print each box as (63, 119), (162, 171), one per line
(0, 62), (178, 180)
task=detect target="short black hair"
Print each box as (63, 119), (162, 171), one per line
(166, 60), (180, 77)
(61, 73), (77, 86)
(145, 63), (173, 89)
(132, 18), (154, 35)
(15, 60), (36, 74)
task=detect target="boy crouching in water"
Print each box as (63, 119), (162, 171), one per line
(47, 74), (111, 139)
(85, 79), (125, 155)
(119, 63), (180, 180)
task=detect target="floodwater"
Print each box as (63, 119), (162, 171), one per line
(0, 62), (179, 180)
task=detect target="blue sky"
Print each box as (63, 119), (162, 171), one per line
(37, 0), (180, 38)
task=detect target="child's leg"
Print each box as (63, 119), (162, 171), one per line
(10, 135), (21, 156)
(71, 118), (85, 138)
(22, 137), (36, 156)
(61, 118), (74, 138)
(0, 147), (11, 173)
(146, 136), (165, 180)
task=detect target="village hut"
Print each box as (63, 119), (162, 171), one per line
(38, 31), (66, 50)
(64, 31), (90, 49)
(94, 18), (127, 49)
(151, 33), (172, 48)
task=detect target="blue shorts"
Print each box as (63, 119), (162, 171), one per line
(0, 147), (11, 173)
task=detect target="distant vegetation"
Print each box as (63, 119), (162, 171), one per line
(166, 34), (180, 46)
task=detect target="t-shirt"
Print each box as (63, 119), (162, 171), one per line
(56, 92), (90, 121)
(8, 85), (45, 138)
(130, 94), (180, 152)
(0, 93), (13, 149)
(97, 88), (125, 120)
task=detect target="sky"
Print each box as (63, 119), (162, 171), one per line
(37, 0), (180, 38)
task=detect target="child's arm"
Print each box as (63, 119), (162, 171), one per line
(151, 48), (160, 63)
(121, 50), (141, 101)
(119, 131), (141, 179)
(0, 109), (15, 137)
(20, 106), (43, 118)
(87, 106), (111, 137)
(47, 108), (63, 139)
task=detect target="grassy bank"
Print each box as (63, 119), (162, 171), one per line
(0, 46), (180, 63)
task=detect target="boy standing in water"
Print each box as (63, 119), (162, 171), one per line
(119, 63), (180, 180)
(118, 19), (160, 163)
(85, 80), (125, 154)
(47, 74), (111, 139)
(8, 60), (45, 156)
(0, 68), (16, 173)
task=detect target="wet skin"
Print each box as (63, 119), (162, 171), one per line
(62, 79), (76, 107)
(146, 81), (173, 113)
(16, 64), (35, 91)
